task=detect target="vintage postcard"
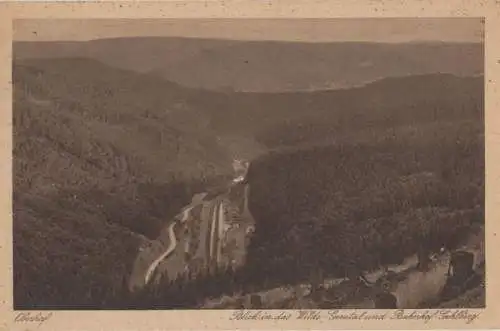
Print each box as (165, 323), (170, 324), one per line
(1, 1), (499, 330)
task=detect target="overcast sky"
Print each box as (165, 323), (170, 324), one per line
(14, 18), (484, 43)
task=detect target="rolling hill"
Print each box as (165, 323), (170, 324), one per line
(14, 38), (483, 92)
(187, 73), (483, 144)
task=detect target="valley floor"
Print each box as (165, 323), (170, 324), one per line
(128, 182), (255, 292)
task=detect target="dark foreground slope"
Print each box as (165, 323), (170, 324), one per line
(12, 59), (233, 308)
(244, 119), (484, 289)
(235, 74), (484, 291)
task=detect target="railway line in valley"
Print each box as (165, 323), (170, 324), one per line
(141, 178), (249, 286)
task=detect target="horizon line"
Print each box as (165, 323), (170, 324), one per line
(13, 35), (484, 44)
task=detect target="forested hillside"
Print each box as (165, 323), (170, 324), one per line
(12, 59), (233, 308)
(244, 119), (484, 288)
(12, 56), (484, 309)
(191, 74), (483, 146)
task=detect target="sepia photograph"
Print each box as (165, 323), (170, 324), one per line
(11, 17), (485, 311)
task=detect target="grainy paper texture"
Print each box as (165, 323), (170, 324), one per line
(1, 1), (499, 330)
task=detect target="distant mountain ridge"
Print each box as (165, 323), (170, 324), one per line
(13, 37), (483, 92)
